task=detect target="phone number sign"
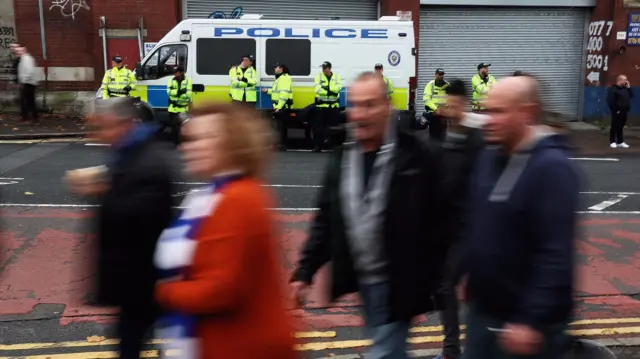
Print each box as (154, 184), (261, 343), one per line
(627, 13), (640, 46)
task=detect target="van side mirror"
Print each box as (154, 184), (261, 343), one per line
(135, 62), (144, 80)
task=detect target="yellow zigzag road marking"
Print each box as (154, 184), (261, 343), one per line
(0, 317), (640, 356)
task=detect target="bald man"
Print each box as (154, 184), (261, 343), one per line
(459, 77), (580, 359)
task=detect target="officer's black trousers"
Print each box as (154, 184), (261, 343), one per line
(426, 112), (447, 141)
(313, 107), (341, 149)
(166, 112), (183, 145)
(274, 110), (289, 146)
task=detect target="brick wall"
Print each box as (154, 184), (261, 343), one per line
(13, 0), (179, 91)
(584, 0), (640, 120)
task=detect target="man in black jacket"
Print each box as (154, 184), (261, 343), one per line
(607, 74), (634, 148)
(433, 79), (485, 359)
(290, 72), (450, 358)
(68, 97), (174, 359)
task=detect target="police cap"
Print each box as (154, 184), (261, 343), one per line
(320, 61), (332, 69)
(374, 63), (383, 69)
(477, 62), (491, 70)
(112, 56), (123, 63)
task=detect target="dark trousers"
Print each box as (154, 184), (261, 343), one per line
(313, 106), (341, 149)
(436, 248), (462, 359)
(610, 110), (628, 144)
(464, 303), (568, 359)
(274, 110), (289, 147)
(166, 112), (183, 145)
(20, 84), (37, 121)
(117, 303), (157, 359)
(426, 112), (447, 141)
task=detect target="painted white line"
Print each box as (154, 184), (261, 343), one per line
(578, 211), (640, 214)
(0, 177), (23, 180)
(581, 191), (640, 195)
(570, 157), (620, 161)
(0, 203), (99, 208)
(173, 182), (321, 188)
(84, 143), (110, 147)
(316, 349), (440, 359)
(588, 194), (629, 211)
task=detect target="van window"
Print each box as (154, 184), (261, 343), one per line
(141, 44), (188, 80)
(265, 39), (311, 76)
(196, 38), (256, 75)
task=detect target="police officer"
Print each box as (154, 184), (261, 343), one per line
(471, 62), (497, 112)
(313, 61), (342, 152)
(229, 55), (257, 108)
(422, 68), (449, 140)
(262, 63), (293, 151)
(101, 56), (136, 99)
(166, 66), (192, 145)
(374, 63), (394, 98)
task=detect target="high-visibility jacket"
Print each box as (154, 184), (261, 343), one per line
(471, 73), (497, 110)
(230, 66), (257, 102)
(267, 73), (293, 110)
(423, 80), (449, 112)
(101, 66), (136, 99)
(167, 76), (193, 113)
(383, 76), (394, 98)
(314, 72), (342, 108)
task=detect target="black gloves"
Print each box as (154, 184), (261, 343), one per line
(178, 88), (187, 95)
(327, 91), (337, 97)
(483, 77), (489, 84)
(241, 77), (248, 83)
(123, 85), (131, 92)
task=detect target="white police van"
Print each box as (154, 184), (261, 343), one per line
(133, 15), (416, 118)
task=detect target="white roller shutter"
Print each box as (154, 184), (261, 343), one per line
(184, 0), (378, 20)
(417, 7), (587, 119)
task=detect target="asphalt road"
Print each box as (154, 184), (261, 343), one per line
(0, 140), (640, 358)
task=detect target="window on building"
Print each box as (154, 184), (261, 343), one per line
(141, 44), (188, 80)
(196, 38), (256, 75)
(265, 39), (311, 76)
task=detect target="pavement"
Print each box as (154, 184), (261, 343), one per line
(0, 114), (87, 139)
(0, 140), (638, 358)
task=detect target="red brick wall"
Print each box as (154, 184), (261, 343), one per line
(13, 0), (179, 91)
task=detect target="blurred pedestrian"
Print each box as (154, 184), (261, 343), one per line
(291, 72), (448, 358)
(459, 76), (579, 359)
(154, 102), (297, 359)
(432, 79), (485, 359)
(67, 97), (174, 359)
(607, 74), (634, 148)
(15, 47), (38, 123)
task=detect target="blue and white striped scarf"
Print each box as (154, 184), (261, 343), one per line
(154, 173), (243, 359)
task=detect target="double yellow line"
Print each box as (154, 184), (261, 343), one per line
(1, 317), (639, 358)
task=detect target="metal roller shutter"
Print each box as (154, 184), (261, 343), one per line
(184, 0), (378, 20)
(417, 7), (587, 119)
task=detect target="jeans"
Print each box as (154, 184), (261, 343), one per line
(360, 282), (411, 359)
(464, 303), (568, 359)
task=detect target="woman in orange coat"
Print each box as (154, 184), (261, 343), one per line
(155, 102), (297, 359)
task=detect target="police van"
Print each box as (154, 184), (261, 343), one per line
(133, 15), (416, 121)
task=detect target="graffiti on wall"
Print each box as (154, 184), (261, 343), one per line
(0, 0), (16, 87)
(585, 20), (613, 84)
(49, 0), (90, 20)
(208, 6), (243, 19)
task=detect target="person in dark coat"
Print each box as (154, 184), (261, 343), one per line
(607, 74), (634, 148)
(290, 72), (451, 358)
(432, 79), (485, 359)
(67, 97), (174, 359)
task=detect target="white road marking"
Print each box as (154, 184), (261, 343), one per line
(0, 177), (23, 180)
(84, 143), (110, 147)
(173, 182), (321, 188)
(577, 211), (640, 214)
(315, 349), (441, 359)
(581, 191), (640, 195)
(588, 194), (629, 211)
(570, 157), (620, 161)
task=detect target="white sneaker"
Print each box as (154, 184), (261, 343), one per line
(610, 143), (618, 148)
(619, 142), (630, 148)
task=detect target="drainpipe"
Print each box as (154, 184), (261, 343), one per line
(37, 0), (48, 110)
(137, 17), (144, 60)
(100, 16), (107, 72)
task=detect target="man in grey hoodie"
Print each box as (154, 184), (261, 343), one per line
(16, 47), (39, 123)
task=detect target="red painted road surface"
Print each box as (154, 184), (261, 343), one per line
(1, 209), (640, 332)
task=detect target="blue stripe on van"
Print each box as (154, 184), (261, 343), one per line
(145, 85), (349, 110)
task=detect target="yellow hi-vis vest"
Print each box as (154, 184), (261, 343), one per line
(383, 76), (394, 97)
(314, 72), (342, 108)
(229, 66), (257, 102)
(267, 73), (293, 110)
(167, 76), (193, 113)
(423, 80), (449, 112)
(101, 66), (137, 99)
(471, 73), (497, 110)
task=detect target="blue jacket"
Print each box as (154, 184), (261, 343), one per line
(463, 128), (580, 330)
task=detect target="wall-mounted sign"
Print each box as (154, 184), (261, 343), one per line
(624, 0), (640, 7)
(396, 11), (411, 21)
(618, 31), (627, 40)
(627, 13), (640, 46)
